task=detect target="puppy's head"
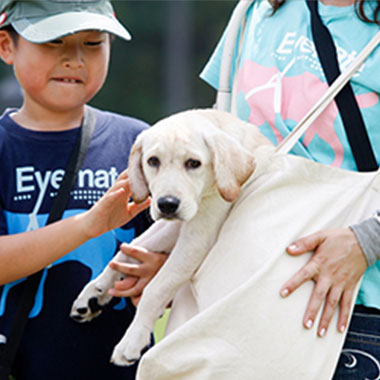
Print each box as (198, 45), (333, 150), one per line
(128, 110), (257, 221)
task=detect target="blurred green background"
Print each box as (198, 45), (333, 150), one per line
(0, 0), (236, 125)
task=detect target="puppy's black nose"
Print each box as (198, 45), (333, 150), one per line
(157, 196), (180, 215)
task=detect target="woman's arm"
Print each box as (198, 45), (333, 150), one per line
(351, 213), (380, 266)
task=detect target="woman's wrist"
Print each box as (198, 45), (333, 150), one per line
(350, 214), (380, 266)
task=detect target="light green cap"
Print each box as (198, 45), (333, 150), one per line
(0, 0), (131, 43)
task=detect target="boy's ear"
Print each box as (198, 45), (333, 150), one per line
(0, 31), (16, 65)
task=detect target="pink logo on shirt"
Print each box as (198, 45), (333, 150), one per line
(236, 61), (378, 167)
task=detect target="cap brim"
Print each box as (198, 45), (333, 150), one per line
(12, 12), (131, 43)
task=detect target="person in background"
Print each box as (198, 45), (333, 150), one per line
(0, 0), (166, 378)
(201, 0), (380, 378)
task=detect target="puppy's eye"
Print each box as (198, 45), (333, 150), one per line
(147, 156), (160, 168)
(185, 159), (201, 170)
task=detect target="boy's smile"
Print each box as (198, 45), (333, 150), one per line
(52, 78), (83, 84)
(0, 30), (111, 130)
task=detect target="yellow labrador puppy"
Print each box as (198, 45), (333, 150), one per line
(71, 109), (272, 366)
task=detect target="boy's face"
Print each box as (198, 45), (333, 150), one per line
(0, 30), (111, 114)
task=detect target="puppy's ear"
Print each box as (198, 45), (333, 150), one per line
(204, 132), (256, 202)
(128, 135), (150, 203)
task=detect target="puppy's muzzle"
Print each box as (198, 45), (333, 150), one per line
(157, 196), (180, 217)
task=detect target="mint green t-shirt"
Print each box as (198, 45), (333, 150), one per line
(201, 0), (380, 308)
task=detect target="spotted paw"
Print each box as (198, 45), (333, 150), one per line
(70, 279), (113, 322)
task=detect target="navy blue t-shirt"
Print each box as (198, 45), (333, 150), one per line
(0, 108), (152, 379)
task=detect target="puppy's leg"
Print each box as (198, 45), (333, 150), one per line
(70, 220), (181, 322)
(111, 196), (230, 366)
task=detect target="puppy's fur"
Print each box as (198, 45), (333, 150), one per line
(71, 109), (272, 366)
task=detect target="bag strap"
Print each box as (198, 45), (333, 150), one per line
(276, 28), (380, 156)
(305, 0), (377, 172)
(216, 0), (254, 112)
(47, 106), (96, 224)
(0, 106), (96, 377)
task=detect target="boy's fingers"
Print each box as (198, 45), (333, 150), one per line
(117, 169), (129, 181)
(106, 178), (130, 196)
(117, 179), (131, 194)
(127, 198), (151, 217)
(119, 243), (150, 262)
(109, 261), (143, 277)
(109, 278), (147, 298)
(115, 276), (137, 290)
(107, 275), (138, 297)
(119, 244), (168, 277)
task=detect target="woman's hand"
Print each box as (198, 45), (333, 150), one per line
(280, 228), (368, 337)
(108, 243), (169, 306)
(82, 169), (150, 239)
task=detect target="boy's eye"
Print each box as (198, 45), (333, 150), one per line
(49, 39), (63, 45)
(85, 41), (103, 46)
(46, 39), (104, 47)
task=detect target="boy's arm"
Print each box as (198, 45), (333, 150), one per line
(0, 170), (150, 285)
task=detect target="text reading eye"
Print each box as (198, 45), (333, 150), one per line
(185, 159), (201, 169)
(147, 156), (160, 168)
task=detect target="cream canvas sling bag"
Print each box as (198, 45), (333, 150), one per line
(136, 2), (380, 379)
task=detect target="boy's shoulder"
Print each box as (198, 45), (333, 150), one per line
(94, 107), (150, 136)
(91, 108), (150, 150)
(0, 108), (13, 127)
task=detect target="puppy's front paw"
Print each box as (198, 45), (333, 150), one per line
(70, 279), (113, 322)
(110, 324), (151, 366)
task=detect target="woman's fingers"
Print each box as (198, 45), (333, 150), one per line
(280, 228), (367, 336)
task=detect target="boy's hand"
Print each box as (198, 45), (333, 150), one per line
(83, 169), (150, 239)
(280, 228), (367, 337)
(108, 243), (168, 306)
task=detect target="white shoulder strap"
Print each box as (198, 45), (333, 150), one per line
(215, 0), (254, 113)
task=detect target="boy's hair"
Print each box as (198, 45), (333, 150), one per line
(0, 0), (131, 44)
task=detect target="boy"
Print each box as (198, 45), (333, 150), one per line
(0, 1), (164, 378)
